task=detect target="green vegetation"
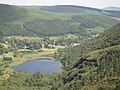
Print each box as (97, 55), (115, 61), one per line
(0, 22), (120, 90)
(40, 5), (120, 18)
(0, 4), (119, 38)
(0, 71), (65, 90)
(56, 24), (120, 70)
(0, 4), (120, 90)
(23, 19), (82, 36)
(55, 23), (120, 90)
(0, 35), (66, 80)
(62, 45), (120, 90)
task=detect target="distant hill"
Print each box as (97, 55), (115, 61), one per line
(0, 4), (27, 24)
(103, 7), (120, 11)
(0, 4), (119, 37)
(40, 5), (102, 13)
(40, 5), (120, 18)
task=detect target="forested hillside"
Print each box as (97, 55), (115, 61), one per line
(40, 5), (120, 18)
(58, 23), (120, 90)
(0, 4), (119, 37)
(57, 23), (120, 70)
(63, 45), (120, 90)
(0, 4), (27, 24)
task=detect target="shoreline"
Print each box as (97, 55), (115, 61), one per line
(0, 46), (65, 80)
(1, 56), (55, 80)
(1, 52), (55, 80)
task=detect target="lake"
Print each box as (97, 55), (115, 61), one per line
(12, 60), (62, 74)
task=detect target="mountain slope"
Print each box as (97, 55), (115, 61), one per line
(40, 5), (120, 18)
(0, 4), (27, 24)
(40, 5), (102, 13)
(103, 7), (120, 11)
(0, 4), (119, 37)
(59, 23), (120, 90)
(57, 23), (120, 70)
(63, 45), (120, 90)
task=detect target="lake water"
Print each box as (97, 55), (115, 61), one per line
(12, 60), (62, 74)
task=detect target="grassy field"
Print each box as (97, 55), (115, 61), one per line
(49, 34), (79, 40)
(4, 34), (78, 40)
